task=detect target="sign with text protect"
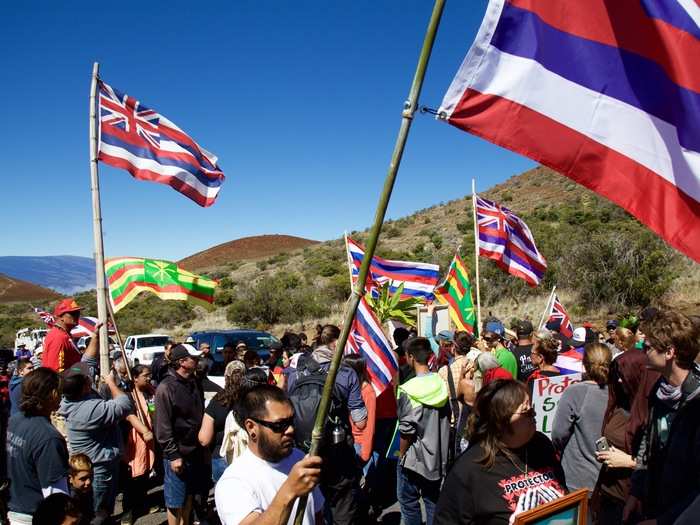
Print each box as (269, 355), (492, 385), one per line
(532, 373), (581, 437)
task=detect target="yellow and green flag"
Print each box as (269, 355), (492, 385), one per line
(433, 254), (476, 334)
(105, 257), (216, 312)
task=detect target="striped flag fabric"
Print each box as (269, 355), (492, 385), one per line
(475, 195), (547, 286)
(546, 294), (574, 339)
(345, 296), (398, 394)
(556, 347), (584, 376)
(345, 236), (440, 301)
(34, 307), (55, 327)
(98, 81), (225, 207)
(433, 254), (477, 334)
(105, 257), (216, 312)
(70, 317), (116, 338)
(439, 0), (700, 263)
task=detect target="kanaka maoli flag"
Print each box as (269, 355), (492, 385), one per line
(98, 81), (225, 207)
(439, 0), (700, 263)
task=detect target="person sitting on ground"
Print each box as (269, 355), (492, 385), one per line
(7, 368), (69, 522)
(527, 330), (562, 386)
(483, 323), (518, 379)
(68, 453), (94, 525)
(9, 358), (34, 417)
(32, 493), (83, 525)
(434, 380), (567, 525)
(552, 342), (612, 493)
(215, 384), (324, 525)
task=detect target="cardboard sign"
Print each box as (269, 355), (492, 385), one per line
(531, 373), (582, 437)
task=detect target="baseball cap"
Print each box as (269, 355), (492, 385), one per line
(110, 349), (123, 361)
(54, 298), (82, 317)
(184, 336), (196, 344)
(62, 362), (93, 379)
(236, 342), (247, 349)
(568, 327), (587, 346)
(170, 344), (202, 361)
(485, 320), (506, 337)
(516, 320), (534, 337)
(606, 319), (618, 330)
(436, 330), (454, 342)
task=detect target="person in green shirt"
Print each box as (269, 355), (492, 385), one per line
(483, 321), (518, 379)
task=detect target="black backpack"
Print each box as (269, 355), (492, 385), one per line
(288, 365), (349, 452)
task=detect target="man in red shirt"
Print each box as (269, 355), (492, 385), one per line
(42, 298), (83, 372)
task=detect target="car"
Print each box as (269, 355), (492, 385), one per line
(123, 333), (171, 366)
(189, 329), (280, 371)
(76, 335), (120, 352)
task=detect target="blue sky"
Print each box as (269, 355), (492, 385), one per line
(1, 0), (533, 261)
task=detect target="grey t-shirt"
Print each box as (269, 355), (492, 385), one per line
(551, 381), (609, 492)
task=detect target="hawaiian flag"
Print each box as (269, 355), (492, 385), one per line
(475, 196), (546, 286)
(98, 81), (225, 207)
(439, 0), (700, 263)
(547, 294), (574, 339)
(345, 296), (398, 394)
(34, 307), (55, 327)
(70, 317), (116, 339)
(345, 236), (440, 301)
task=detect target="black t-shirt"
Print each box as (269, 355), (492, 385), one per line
(205, 397), (230, 459)
(435, 432), (567, 525)
(511, 344), (535, 382)
(7, 412), (69, 514)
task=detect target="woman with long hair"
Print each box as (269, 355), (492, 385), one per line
(198, 360), (246, 482)
(552, 342), (612, 493)
(342, 354), (377, 465)
(526, 331), (561, 385)
(435, 380), (566, 525)
(591, 349), (659, 524)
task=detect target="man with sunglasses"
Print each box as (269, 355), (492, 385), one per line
(215, 384), (324, 525)
(43, 298), (83, 372)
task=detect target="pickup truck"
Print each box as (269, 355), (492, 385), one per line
(123, 333), (170, 366)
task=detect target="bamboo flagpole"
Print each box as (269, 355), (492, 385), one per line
(292, 2), (446, 523)
(89, 62), (110, 375)
(471, 179), (482, 333)
(538, 285), (556, 331)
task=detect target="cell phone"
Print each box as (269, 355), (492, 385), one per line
(595, 437), (610, 452)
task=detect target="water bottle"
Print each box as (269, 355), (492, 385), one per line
(331, 425), (345, 445)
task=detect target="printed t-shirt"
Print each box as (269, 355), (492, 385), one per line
(511, 344), (535, 382)
(7, 412), (70, 514)
(435, 432), (567, 525)
(215, 447), (324, 525)
(42, 325), (81, 372)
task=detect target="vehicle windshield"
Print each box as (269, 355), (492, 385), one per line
(213, 333), (279, 351)
(138, 336), (170, 348)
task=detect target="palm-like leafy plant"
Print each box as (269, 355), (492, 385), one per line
(364, 281), (422, 326)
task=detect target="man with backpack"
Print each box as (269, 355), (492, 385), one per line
(397, 337), (450, 525)
(287, 325), (367, 525)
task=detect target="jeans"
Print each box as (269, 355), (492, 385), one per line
(92, 458), (120, 517)
(397, 464), (441, 525)
(211, 456), (228, 483)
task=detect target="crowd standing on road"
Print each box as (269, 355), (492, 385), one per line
(2, 297), (700, 525)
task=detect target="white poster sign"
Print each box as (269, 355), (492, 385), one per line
(531, 373), (582, 437)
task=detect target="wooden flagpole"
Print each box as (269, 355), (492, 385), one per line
(292, 2), (446, 523)
(471, 179), (482, 333)
(538, 285), (556, 331)
(89, 62), (110, 375)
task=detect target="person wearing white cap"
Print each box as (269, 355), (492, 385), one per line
(154, 343), (206, 525)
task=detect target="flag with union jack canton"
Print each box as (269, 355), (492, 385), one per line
(547, 294), (574, 339)
(475, 195), (547, 286)
(98, 81), (225, 207)
(345, 296), (398, 395)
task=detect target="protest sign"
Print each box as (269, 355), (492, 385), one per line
(531, 373), (582, 437)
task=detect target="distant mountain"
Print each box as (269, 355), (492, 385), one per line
(0, 272), (61, 303)
(0, 256), (95, 294)
(179, 234), (319, 271)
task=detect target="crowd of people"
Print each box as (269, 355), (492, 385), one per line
(1, 297), (699, 525)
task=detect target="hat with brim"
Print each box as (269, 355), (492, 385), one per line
(436, 330), (454, 342)
(54, 298), (82, 317)
(170, 343), (202, 361)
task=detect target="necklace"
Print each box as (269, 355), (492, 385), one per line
(509, 447), (529, 475)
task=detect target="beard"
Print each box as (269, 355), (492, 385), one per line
(257, 431), (293, 463)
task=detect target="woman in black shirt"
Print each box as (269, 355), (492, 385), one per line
(435, 379), (566, 525)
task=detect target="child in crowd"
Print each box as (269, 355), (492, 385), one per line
(68, 454), (94, 525)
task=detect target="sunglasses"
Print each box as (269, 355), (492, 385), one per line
(250, 416), (295, 434)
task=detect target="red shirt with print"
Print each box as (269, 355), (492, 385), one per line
(42, 325), (81, 372)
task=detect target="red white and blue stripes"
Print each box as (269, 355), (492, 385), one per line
(476, 195), (546, 286)
(98, 81), (225, 207)
(440, 0), (700, 263)
(345, 236), (440, 301)
(346, 296), (398, 394)
(547, 295), (574, 339)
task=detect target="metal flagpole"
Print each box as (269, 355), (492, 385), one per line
(471, 179), (482, 333)
(89, 62), (110, 375)
(292, 2), (446, 523)
(538, 285), (556, 331)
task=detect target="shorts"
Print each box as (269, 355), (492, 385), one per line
(163, 455), (210, 509)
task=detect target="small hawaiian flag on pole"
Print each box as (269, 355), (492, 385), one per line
(98, 81), (225, 207)
(105, 257), (217, 312)
(546, 294), (574, 339)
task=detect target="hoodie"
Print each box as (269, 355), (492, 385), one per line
(9, 375), (23, 417)
(397, 372), (450, 481)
